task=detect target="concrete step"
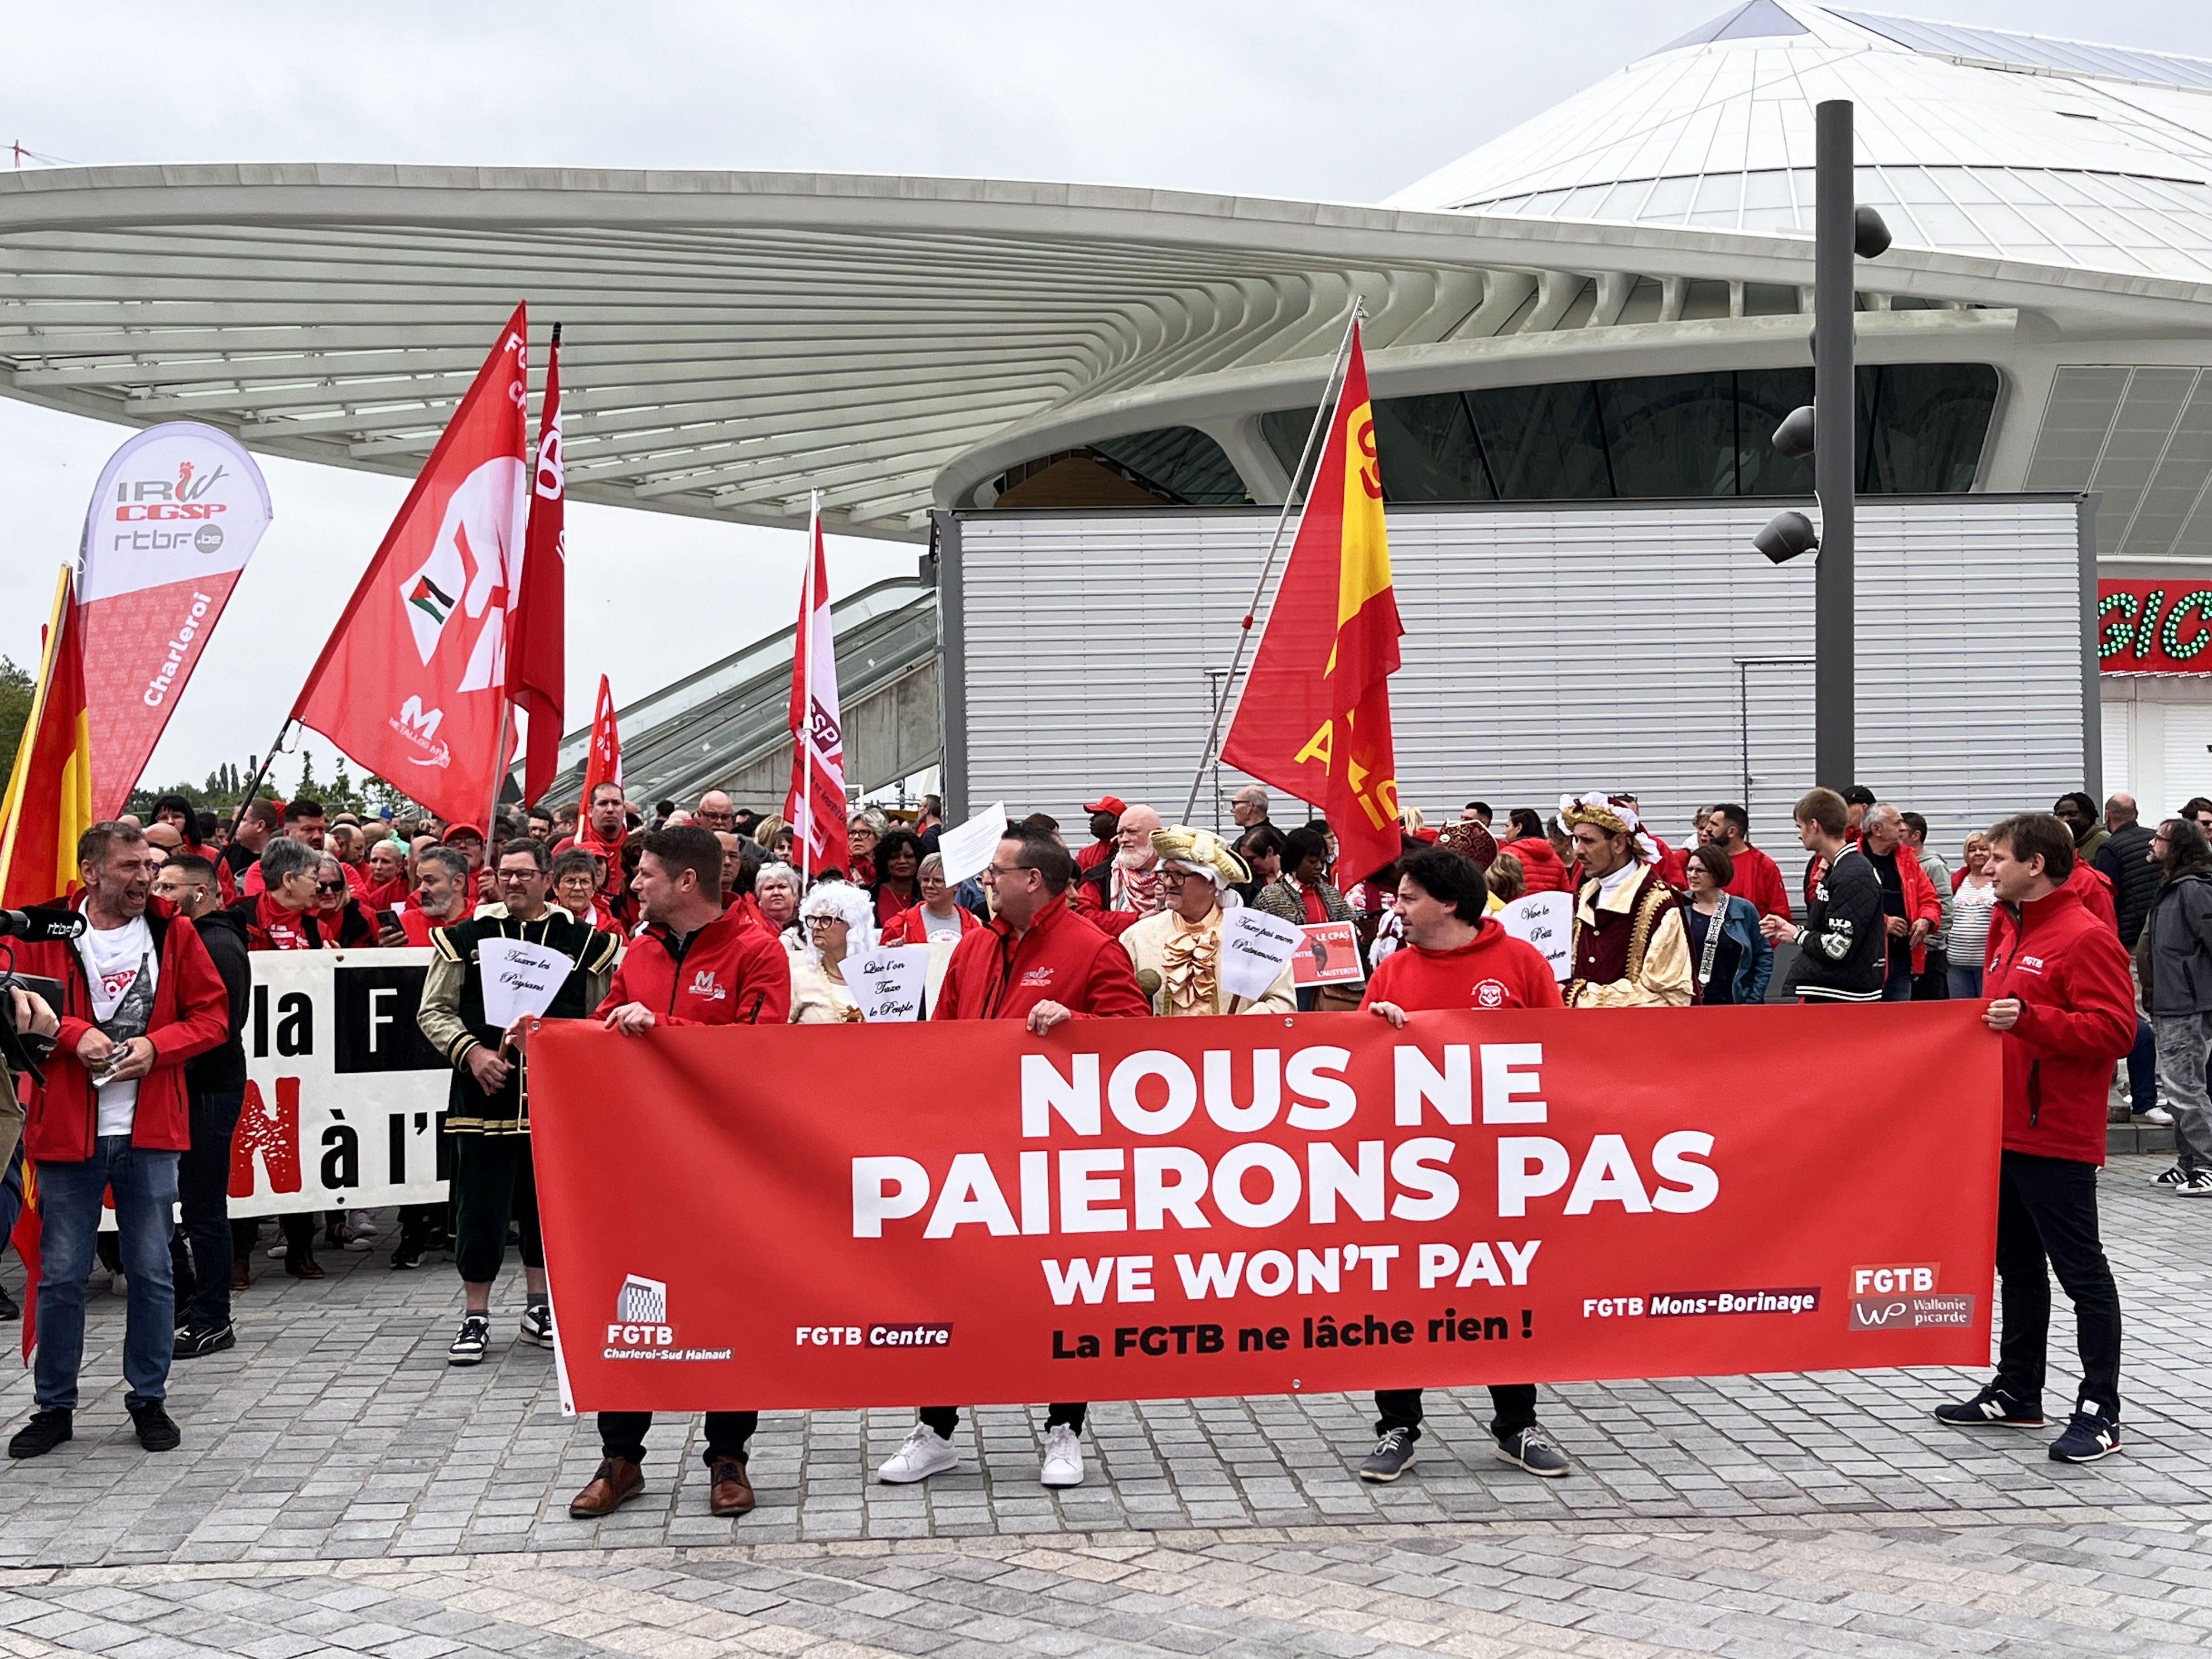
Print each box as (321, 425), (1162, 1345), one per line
(2110, 1121), (2177, 1156)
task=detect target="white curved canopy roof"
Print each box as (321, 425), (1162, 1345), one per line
(1390, 1), (2212, 283)
(6, 8), (2212, 542)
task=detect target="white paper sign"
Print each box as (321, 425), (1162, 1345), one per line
(479, 936), (575, 1028)
(1220, 906), (1302, 1003)
(848, 944), (931, 1023)
(937, 800), (1009, 887)
(1498, 892), (1573, 981)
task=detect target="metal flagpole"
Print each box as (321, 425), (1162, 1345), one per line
(1179, 302), (1363, 824)
(231, 715), (300, 835)
(799, 490), (818, 885)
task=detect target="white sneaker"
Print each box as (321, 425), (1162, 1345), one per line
(2177, 1169), (2212, 1197)
(348, 1209), (379, 1238)
(875, 1424), (958, 1484)
(2133, 1107), (2175, 1126)
(266, 1241), (287, 1258)
(1040, 1422), (1085, 1488)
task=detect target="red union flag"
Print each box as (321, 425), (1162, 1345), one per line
(292, 303), (529, 825)
(580, 674), (621, 803)
(76, 423), (273, 817)
(783, 503), (850, 876)
(509, 326), (567, 806)
(1222, 322), (1404, 888)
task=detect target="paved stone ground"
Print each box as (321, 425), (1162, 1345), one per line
(0, 1153), (2201, 1655)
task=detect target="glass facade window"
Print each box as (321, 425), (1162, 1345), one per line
(995, 425), (1248, 508)
(1259, 364), (1998, 503)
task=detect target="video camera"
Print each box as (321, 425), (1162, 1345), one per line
(0, 905), (84, 1086)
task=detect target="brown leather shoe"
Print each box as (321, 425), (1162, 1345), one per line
(708, 1455), (754, 1517)
(568, 1457), (644, 1518)
(284, 1253), (324, 1280)
(230, 1261), (250, 1292)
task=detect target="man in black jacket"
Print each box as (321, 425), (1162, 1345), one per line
(153, 856), (250, 1358)
(2095, 794), (2160, 951)
(1765, 788), (1886, 1002)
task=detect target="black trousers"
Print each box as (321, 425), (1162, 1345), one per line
(1994, 1150), (2122, 1412)
(452, 1134), (543, 1285)
(1374, 1386), (1538, 1443)
(169, 1088), (243, 1330)
(597, 1411), (756, 1464)
(1912, 947), (1950, 1003)
(922, 1403), (1086, 1436)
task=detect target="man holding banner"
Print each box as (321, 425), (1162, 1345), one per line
(877, 825), (1147, 1491)
(420, 839), (619, 1367)
(568, 824), (789, 1521)
(1357, 847), (1571, 1483)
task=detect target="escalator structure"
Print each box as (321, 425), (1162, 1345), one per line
(528, 577), (941, 811)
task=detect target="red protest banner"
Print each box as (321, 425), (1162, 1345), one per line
(529, 1004), (1997, 1413)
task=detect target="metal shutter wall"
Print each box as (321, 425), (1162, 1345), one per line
(954, 499), (2084, 853)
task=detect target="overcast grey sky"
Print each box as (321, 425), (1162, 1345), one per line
(6, 0), (2209, 790)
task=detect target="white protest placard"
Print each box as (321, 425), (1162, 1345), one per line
(848, 944), (931, 1022)
(1220, 906), (1302, 1003)
(1498, 891), (1573, 981)
(479, 936), (576, 1028)
(937, 800), (1009, 886)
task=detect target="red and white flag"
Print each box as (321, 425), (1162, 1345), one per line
(579, 674), (621, 805)
(78, 422), (272, 817)
(509, 324), (567, 808)
(291, 304), (529, 827)
(783, 500), (850, 876)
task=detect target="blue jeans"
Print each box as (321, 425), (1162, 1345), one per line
(1947, 964), (1983, 999)
(2129, 1019), (2158, 1119)
(34, 1137), (180, 1411)
(1881, 956), (1915, 1001)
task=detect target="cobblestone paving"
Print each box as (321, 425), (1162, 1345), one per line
(0, 1155), (2201, 1654)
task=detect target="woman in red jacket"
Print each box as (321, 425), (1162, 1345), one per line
(1499, 808), (1573, 894)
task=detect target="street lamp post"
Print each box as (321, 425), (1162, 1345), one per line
(1756, 98), (1890, 793)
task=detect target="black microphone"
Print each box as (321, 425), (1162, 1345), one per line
(0, 906), (87, 942)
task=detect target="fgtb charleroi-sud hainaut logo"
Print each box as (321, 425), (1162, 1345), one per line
(602, 1274), (734, 1362)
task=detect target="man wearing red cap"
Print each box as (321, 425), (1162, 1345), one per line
(1076, 797), (1125, 872)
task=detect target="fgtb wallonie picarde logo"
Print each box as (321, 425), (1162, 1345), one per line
(603, 1274), (734, 1362)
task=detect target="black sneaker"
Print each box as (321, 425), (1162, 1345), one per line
(173, 1322), (236, 1360)
(389, 1242), (423, 1271)
(519, 1303), (555, 1348)
(129, 1402), (180, 1453)
(447, 1314), (492, 1366)
(0, 1282), (18, 1321)
(1494, 1426), (1571, 1478)
(1934, 1383), (2045, 1429)
(2152, 1163), (2187, 1188)
(2050, 1402), (2122, 1463)
(7, 1409), (70, 1459)
(1357, 1426), (1418, 1482)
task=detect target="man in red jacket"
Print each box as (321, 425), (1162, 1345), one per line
(879, 826), (1145, 1493)
(567, 824), (789, 1525)
(7, 823), (228, 1462)
(1934, 812), (2134, 1463)
(1356, 848), (1572, 1484)
(1707, 804), (1791, 921)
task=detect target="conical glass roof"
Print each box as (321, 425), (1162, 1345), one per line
(1389, 1), (2212, 282)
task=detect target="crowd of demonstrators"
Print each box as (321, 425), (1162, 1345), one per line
(8, 768), (2166, 1483)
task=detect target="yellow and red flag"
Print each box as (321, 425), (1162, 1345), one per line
(0, 566), (96, 908)
(1222, 322), (1404, 886)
